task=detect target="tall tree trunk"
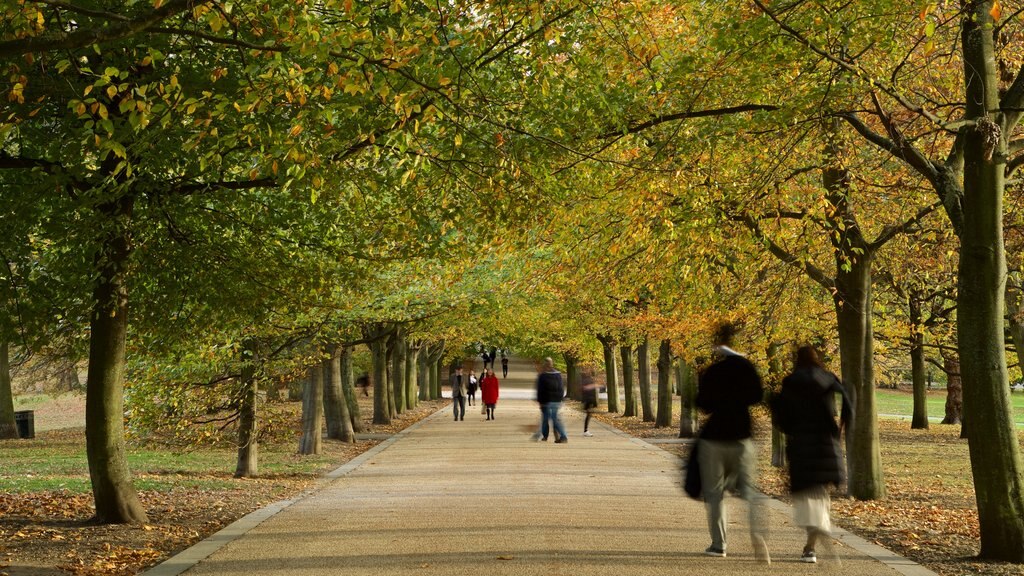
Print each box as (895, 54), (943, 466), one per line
(299, 365), (323, 455)
(909, 293), (929, 429)
(677, 361), (697, 438)
(329, 345), (354, 443)
(0, 338), (17, 439)
(85, 194), (147, 524)
(564, 352), (580, 400)
(432, 356), (443, 400)
(1007, 277), (1024, 383)
(655, 339), (673, 427)
(621, 345), (636, 417)
(385, 335), (396, 418)
(370, 338), (390, 425)
(405, 340), (418, 410)
(234, 342), (259, 478)
(941, 352), (963, 425)
(959, 4), (1024, 559)
(430, 341), (445, 400)
(597, 335), (620, 413)
(339, 345), (364, 433)
(637, 336), (654, 422)
(418, 343), (430, 401)
(323, 356), (343, 440)
(392, 330), (406, 415)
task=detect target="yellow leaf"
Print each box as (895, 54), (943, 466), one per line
(991, 0), (1002, 20)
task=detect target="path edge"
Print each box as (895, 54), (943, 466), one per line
(142, 406), (447, 576)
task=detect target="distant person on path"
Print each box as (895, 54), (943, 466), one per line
(501, 354), (509, 378)
(467, 372), (479, 407)
(581, 368), (599, 437)
(450, 367), (466, 421)
(481, 368), (500, 420)
(696, 321), (769, 563)
(481, 350), (491, 370)
(771, 345), (852, 564)
(535, 357), (568, 443)
(356, 372), (370, 397)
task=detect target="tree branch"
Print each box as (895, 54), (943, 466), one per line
(731, 211), (835, 291)
(169, 177), (277, 195)
(869, 200), (942, 250)
(0, 0), (211, 57)
(597, 104), (778, 140)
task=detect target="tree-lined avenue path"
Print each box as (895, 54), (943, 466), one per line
(148, 357), (930, 576)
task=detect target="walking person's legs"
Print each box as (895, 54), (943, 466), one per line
(551, 402), (568, 443)
(540, 403), (551, 440)
(698, 439), (730, 555)
(736, 438), (770, 564)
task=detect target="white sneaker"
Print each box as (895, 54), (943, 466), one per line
(582, 431), (594, 437)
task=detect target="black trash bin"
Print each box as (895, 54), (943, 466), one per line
(14, 410), (34, 439)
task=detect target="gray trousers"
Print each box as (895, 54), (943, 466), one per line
(698, 438), (766, 550)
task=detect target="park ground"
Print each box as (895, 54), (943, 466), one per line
(1, 386), (1022, 576)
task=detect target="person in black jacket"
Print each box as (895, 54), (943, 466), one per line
(535, 357), (568, 443)
(772, 345), (852, 564)
(695, 322), (769, 563)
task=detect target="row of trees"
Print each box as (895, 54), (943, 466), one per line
(2, 0), (1024, 563)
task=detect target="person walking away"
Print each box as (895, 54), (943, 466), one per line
(450, 367), (467, 421)
(772, 345), (852, 564)
(581, 369), (599, 437)
(356, 372), (370, 397)
(467, 372), (479, 406)
(501, 354), (509, 378)
(696, 321), (769, 563)
(481, 350), (490, 370)
(536, 357), (568, 443)
(481, 369), (500, 420)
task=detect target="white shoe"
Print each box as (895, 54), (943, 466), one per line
(582, 431), (594, 437)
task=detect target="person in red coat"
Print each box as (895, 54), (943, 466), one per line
(480, 369), (500, 420)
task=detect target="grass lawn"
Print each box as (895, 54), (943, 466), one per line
(875, 388), (1024, 427)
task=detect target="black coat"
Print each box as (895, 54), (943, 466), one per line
(536, 370), (565, 404)
(696, 351), (764, 441)
(772, 366), (853, 493)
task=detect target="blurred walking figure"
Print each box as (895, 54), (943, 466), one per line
(772, 345), (852, 564)
(450, 367), (466, 421)
(501, 354), (509, 378)
(696, 321), (769, 563)
(535, 357), (568, 443)
(581, 368), (599, 437)
(481, 368), (500, 420)
(467, 372), (479, 406)
(356, 372), (370, 397)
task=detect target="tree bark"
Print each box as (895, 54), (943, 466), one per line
(370, 338), (390, 425)
(85, 194), (147, 524)
(656, 339), (673, 427)
(322, 357), (343, 440)
(328, 346), (354, 443)
(677, 361), (697, 438)
(234, 343), (259, 478)
(405, 340), (418, 410)
(564, 352), (580, 400)
(339, 345), (364, 433)
(941, 352), (963, 425)
(385, 334), (396, 418)
(958, 4), (1024, 559)
(597, 335), (620, 413)
(418, 343), (430, 401)
(909, 293), (929, 429)
(392, 330), (406, 415)
(621, 345), (636, 417)
(0, 338), (17, 439)
(637, 336), (654, 422)
(299, 365), (323, 455)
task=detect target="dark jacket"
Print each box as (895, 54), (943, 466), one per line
(696, 349), (763, 441)
(536, 370), (565, 404)
(772, 366), (853, 493)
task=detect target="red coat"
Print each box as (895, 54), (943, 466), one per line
(480, 374), (500, 405)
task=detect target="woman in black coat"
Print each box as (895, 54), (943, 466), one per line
(772, 346), (852, 564)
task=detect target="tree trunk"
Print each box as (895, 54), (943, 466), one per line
(656, 339), (673, 427)
(1007, 278), (1024, 385)
(621, 345), (636, 417)
(957, 3), (1024, 560)
(392, 330), (406, 415)
(418, 343), (430, 401)
(597, 335), (620, 413)
(941, 352), (963, 425)
(370, 338), (390, 425)
(637, 336), (654, 422)
(909, 293), (929, 429)
(85, 194), (147, 524)
(677, 361), (697, 438)
(328, 346), (354, 443)
(323, 357), (343, 440)
(234, 343), (259, 478)
(405, 341), (418, 410)
(432, 356), (443, 400)
(299, 365), (323, 455)
(339, 345), (364, 433)
(385, 335), (396, 418)
(564, 352), (580, 400)
(0, 338), (17, 439)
